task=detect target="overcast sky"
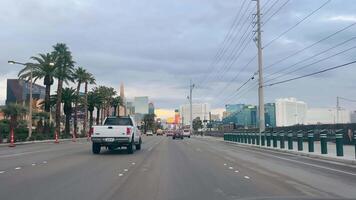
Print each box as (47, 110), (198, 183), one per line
(1, 0), (356, 117)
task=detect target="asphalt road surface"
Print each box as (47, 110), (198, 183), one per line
(0, 136), (355, 200)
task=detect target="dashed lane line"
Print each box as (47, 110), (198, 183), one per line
(0, 171), (5, 174)
(14, 167), (21, 170)
(244, 176), (250, 179)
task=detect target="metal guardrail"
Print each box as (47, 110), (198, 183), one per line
(222, 129), (356, 160)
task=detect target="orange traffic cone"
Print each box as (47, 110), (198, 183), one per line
(9, 128), (15, 147)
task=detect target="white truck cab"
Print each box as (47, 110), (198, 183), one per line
(91, 116), (142, 154)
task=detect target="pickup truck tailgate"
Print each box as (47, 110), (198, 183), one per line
(93, 126), (129, 137)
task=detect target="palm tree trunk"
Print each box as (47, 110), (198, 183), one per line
(89, 110), (93, 128)
(96, 107), (100, 125)
(117, 105), (120, 117)
(45, 84), (51, 112)
(100, 107), (104, 124)
(74, 82), (81, 137)
(55, 80), (63, 135)
(83, 82), (88, 135)
(113, 106), (117, 116)
(65, 114), (70, 135)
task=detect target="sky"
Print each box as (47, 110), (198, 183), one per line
(1, 0), (356, 119)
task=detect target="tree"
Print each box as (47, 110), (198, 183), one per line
(87, 91), (99, 129)
(72, 67), (87, 137)
(142, 114), (156, 134)
(96, 86), (116, 123)
(51, 88), (77, 135)
(52, 43), (75, 135)
(82, 72), (95, 134)
(18, 53), (56, 113)
(2, 104), (27, 139)
(111, 96), (122, 117)
(193, 117), (203, 132)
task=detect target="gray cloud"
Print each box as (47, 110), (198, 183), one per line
(1, 0), (356, 112)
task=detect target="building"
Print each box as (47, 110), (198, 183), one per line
(225, 104), (244, 115)
(306, 108), (351, 124)
(126, 101), (135, 115)
(6, 79), (45, 105)
(118, 83), (126, 116)
(351, 111), (356, 123)
(148, 102), (154, 115)
(180, 103), (210, 126)
(210, 114), (220, 121)
(223, 103), (274, 128)
(265, 103), (276, 127)
(134, 96), (149, 114)
(275, 98), (307, 127)
(174, 109), (180, 124)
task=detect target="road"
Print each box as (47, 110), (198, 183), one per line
(0, 136), (355, 200)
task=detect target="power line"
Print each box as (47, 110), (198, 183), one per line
(263, 0), (291, 26)
(263, 0), (331, 49)
(197, 0), (251, 88)
(262, 0), (280, 17)
(212, 4), (256, 81)
(264, 21), (356, 71)
(339, 97), (356, 103)
(265, 60), (356, 87)
(265, 37), (356, 82)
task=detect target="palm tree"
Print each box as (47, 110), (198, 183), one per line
(82, 72), (95, 133)
(111, 96), (122, 117)
(72, 67), (87, 137)
(51, 88), (77, 135)
(2, 104), (27, 140)
(52, 43), (75, 135)
(18, 53), (56, 135)
(97, 86), (116, 123)
(87, 91), (100, 128)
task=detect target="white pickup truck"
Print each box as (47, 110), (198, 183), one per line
(91, 116), (142, 154)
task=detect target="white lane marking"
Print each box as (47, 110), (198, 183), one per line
(238, 148), (356, 177)
(42, 161), (47, 164)
(118, 173), (123, 177)
(148, 147), (153, 151)
(223, 163), (227, 166)
(124, 169), (128, 172)
(15, 167), (21, 170)
(132, 162), (135, 165)
(0, 171), (5, 174)
(31, 163), (36, 166)
(244, 176), (250, 179)
(235, 170), (239, 173)
(229, 166), (233, 170)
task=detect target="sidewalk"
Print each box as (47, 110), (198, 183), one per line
(0, 138), (88, 147)
(196, 136), (356, 164)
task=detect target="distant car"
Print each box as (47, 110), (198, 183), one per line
(172, 131), (183, 140)
(146, 130), (153, 136)
(166, 131), (173, 137)
(183, 129), (191, 138)
(156, 129), (163, 136)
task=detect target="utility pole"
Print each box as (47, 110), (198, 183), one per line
(254, 0), (265, 145)
(336, 96), (339, 124)
(28, 67), (33, 140)
(189, 80), (195, 134)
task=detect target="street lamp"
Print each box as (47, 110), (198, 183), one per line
(8, 60), (34, 141)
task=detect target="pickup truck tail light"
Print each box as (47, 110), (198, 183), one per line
(126, 127), (131, 135)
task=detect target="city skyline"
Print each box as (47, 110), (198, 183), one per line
(1, 0), (356, 112)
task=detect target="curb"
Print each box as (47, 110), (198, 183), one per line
(223, 140), (356, 165)
(0, 138), (88, 147)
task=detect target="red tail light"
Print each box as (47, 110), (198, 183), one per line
(126, 127), (131, 135)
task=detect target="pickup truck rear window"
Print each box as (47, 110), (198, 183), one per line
(104, 118), (133, 126)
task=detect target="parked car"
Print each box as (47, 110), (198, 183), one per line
(146, 130), (153, 136)
(91, 116), (142, 154)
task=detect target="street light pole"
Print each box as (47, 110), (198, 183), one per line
(8, 60), (34, 140)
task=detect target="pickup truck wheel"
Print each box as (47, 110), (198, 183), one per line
(92, 143), (101, 154)
(127, 138), (134, 154)
(135, 138), (142, 150)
